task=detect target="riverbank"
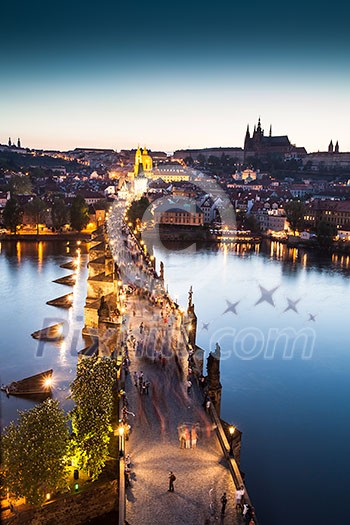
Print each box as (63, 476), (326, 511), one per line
(0, 232), (91, 242)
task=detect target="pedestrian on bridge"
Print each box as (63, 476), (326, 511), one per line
(221, 492), (228, 516)
(168, 471), (176, 492)
(191, 424), (198, 448)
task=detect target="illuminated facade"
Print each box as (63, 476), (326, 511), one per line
(134, 146), (153, 176)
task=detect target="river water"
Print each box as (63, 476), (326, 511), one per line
(1, 239), (350, 525)
(0, 240), (88, 428)
(153, 240), (350, 525)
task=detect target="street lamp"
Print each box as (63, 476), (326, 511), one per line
(229, 425), (235, 456)
(118, 425), (125, 458)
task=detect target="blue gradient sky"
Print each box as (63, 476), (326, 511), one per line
(1, 1), (349, 152)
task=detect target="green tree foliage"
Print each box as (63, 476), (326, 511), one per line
(70, 195), (89, 231)
(51, 198), (68, 230)
(3, 197), (23, 233)
(243, 213), (261, 234)
(284, 200), (306, 234)
(25, 197), (47, 235)
(29, 167), (47, 179)
(317, 220), (336, 248)
(10, 174), (32, 195)
(70, 356), (118, 480)
(2, 399), (69, 506)
(126, 196), (150, 228)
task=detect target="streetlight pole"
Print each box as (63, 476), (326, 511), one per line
(229, 425), (235, 456)
(118, 425), (125, 458)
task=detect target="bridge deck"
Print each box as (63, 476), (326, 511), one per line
(124, 296), (241, 525)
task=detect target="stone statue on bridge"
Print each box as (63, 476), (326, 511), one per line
(206, 342), (222, 416)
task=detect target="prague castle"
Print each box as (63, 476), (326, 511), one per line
(244, 118), (306, 160)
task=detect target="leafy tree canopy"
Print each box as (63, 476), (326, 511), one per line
(2, 399), (69, 506)
(70, 356), (118, 480)
(70, 195), (89, 231)
(51, 197), (69, 230)
(126, 196), (150, 228)
(317, 220), (336, 248)
(3, 197), (23, 232)
(25, 197), (47, 234)
(284, 200), (306, 234)
(10, 174), (32, 195)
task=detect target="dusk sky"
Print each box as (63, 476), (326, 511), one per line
(1, 1), (349, 152)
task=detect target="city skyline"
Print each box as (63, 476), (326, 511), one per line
(1, 0), (349, 152)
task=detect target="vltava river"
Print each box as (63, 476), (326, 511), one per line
(1, 239), (350, 525)
(153, 240), (350, 525)
(0, 240), (87, 427)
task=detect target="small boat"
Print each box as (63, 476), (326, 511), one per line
(1, 370), (53, 399)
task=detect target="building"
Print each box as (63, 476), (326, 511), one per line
(232, 169), (258, 182)
(78, 190), (106, 205)
(173, 147), (245, 163)
(290, 184), (313, 198)
(305, 200), (350, 230)
(133, 166), (148, 198)
(302, 141), (350, 170)
(244, 118), (303, 160)
(154, 201), (204, 226)
(134, 146), (153, 176)
(130, 147), (191, 183)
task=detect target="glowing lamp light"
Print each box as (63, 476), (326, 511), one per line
(43, 377), (53, 389)
(74, 483), (79, 492)
(77, 240), (81, 246)
(229, 425), (235, 436)
(46, 493), (51, 500)
(118, 426), (125, 436)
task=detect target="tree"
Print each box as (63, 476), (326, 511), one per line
(70, 356), (118, 480)
(126, 196), (150, 228)
(284, 200), (306, 235)
(70, 195), (89, 231)
(10, 174), (32, 195)
(51, 198), (68, 230)
(25, 197), (46, 235)
(3, 197), (23, 233)
(317, 220), (336, 249)
(243, 213), (261, 235)
(2, 399), (69, 506)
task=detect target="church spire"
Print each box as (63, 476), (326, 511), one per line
(269, 125), (272, 137)
(335, 141), (339, 153)
(328, 140), (334, 153)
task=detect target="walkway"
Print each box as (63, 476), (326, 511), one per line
(123, 296), (240, 525)
(107, 202), (243, 524)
